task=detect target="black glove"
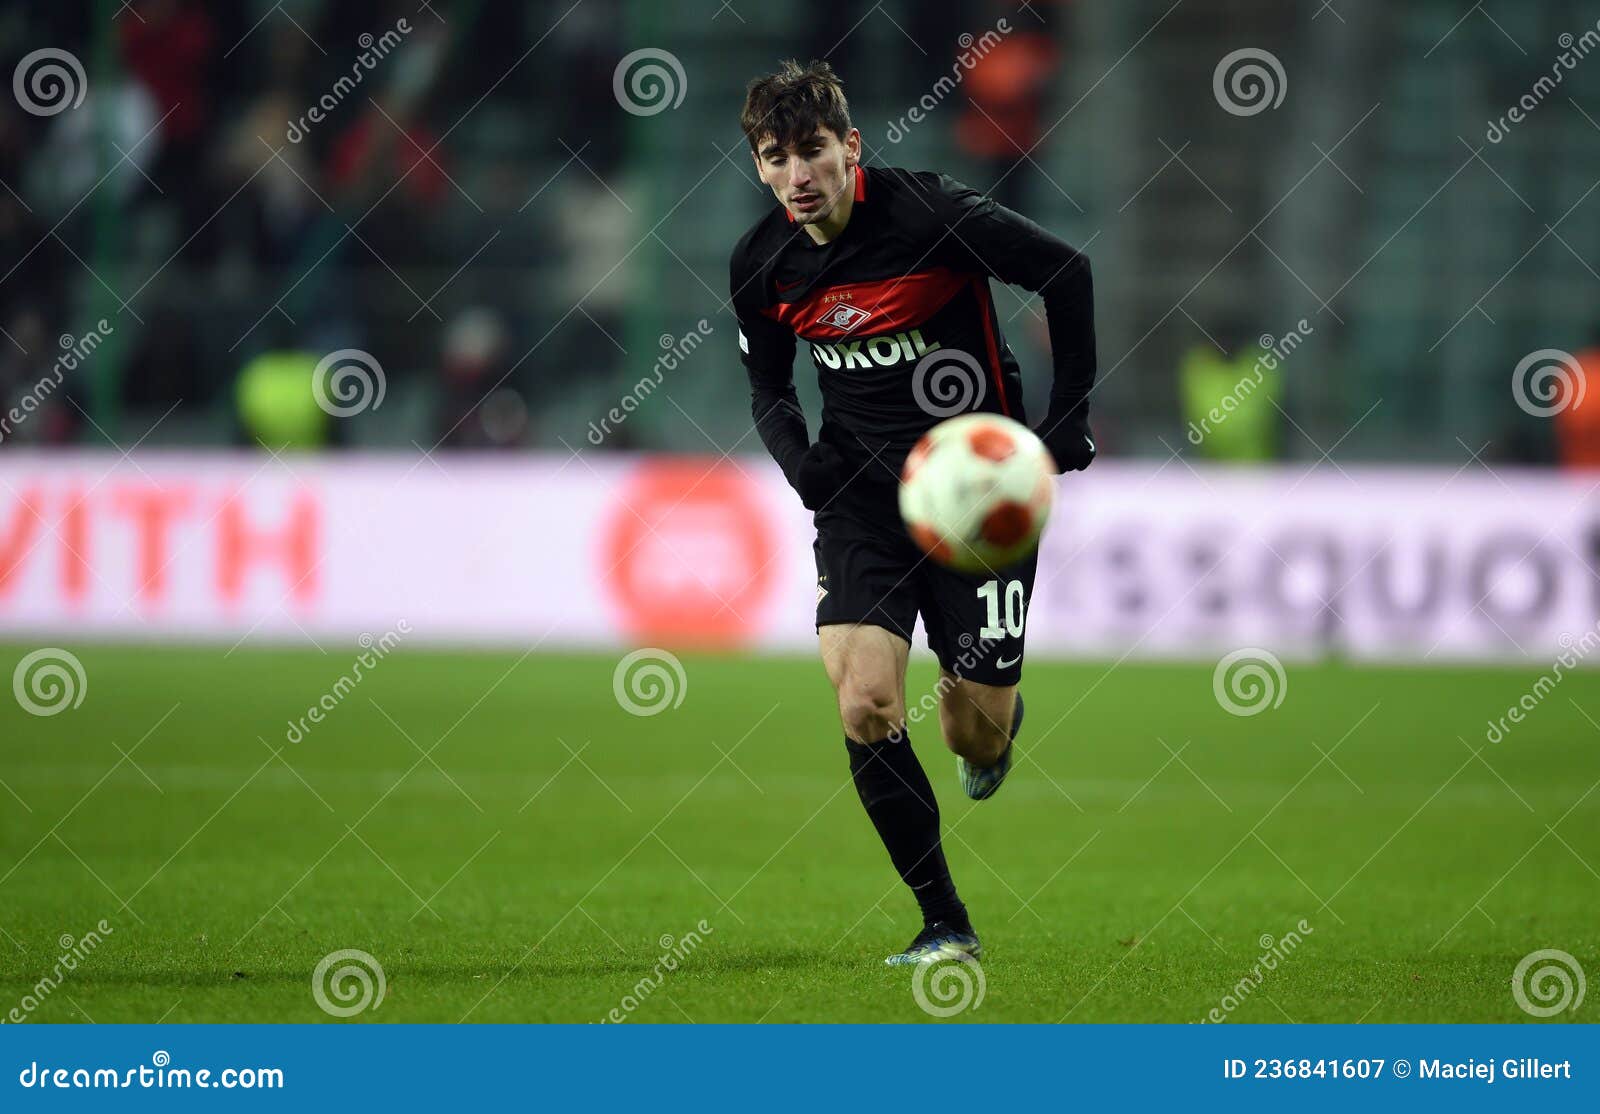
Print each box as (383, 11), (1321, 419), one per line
(1034, 411), (1096, 472)
(794, 442), (849, 510)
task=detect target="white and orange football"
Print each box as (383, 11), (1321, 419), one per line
(898, 413), (1056, 573)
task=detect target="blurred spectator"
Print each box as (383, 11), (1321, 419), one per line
(325, 98), (449, 209)
(434, 307), (527, 449)
(119, 0), (221, 262)
(954, 12), (1059, 211)
(120, 307), (204, 410)
(31, 82), (160, 214)
(220, 90), (323, 268)
(324, 89), (449, 273)
(0, 196), (66, 335)
(1179, 323), (1282, 462)
(118, 0), (215, 148)
(0, 307), (81, 447)
(235, 349), (331, 451)
(1553, 338), (1600, 470)
(545, 0), (627, 176)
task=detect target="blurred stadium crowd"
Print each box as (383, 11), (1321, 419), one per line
(3, 0), (1599, 464)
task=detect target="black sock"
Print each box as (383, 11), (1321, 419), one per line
(846, 733), (968, 929)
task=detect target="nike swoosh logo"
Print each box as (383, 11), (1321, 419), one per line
(775, 278), (803, 292)
(997, 653), (1020, 668)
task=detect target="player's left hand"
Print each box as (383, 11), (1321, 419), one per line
(1034, 413), (1096, 472)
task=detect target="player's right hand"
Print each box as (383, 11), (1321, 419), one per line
(1036, 413), (1096, 472)
(795, 442), (848, 510)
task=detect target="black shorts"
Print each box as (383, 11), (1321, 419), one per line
(812, 490), (1036, 687)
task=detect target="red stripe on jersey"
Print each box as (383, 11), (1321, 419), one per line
(760, 267), (969, 340)
(970, 276), (1011, 417)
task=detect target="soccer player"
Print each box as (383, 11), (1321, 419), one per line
(729, 60), (1096, 965)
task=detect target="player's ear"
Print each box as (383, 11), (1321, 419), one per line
(843, 128), (861, 168)
(752, 149), (779, 190)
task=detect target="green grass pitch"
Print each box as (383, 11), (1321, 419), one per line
(1, 644), (1597, 1023)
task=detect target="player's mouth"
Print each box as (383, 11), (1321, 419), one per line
(790, 191), (822, 213)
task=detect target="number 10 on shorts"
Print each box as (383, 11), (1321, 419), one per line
(977, 579), (1026, 640)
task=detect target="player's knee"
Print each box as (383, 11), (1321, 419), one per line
(837, 682), (904, 742)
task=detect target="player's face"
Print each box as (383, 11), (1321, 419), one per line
(753, 127), (860, 227)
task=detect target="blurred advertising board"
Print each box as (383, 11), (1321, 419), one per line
(0, 452), (1594, 664)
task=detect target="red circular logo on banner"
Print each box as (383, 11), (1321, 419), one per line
(600, 458), (778, 646)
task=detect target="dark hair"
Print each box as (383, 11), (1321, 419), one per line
(740, 59), (852, 153)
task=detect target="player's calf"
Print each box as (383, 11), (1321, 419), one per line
(937, 674), (1015, 765)
(943, 680), (1024, 801)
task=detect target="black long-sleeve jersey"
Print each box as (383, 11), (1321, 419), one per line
(729, 165), (1096, 500)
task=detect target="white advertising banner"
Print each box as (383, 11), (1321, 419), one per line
(0, 452), (1594, 663)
